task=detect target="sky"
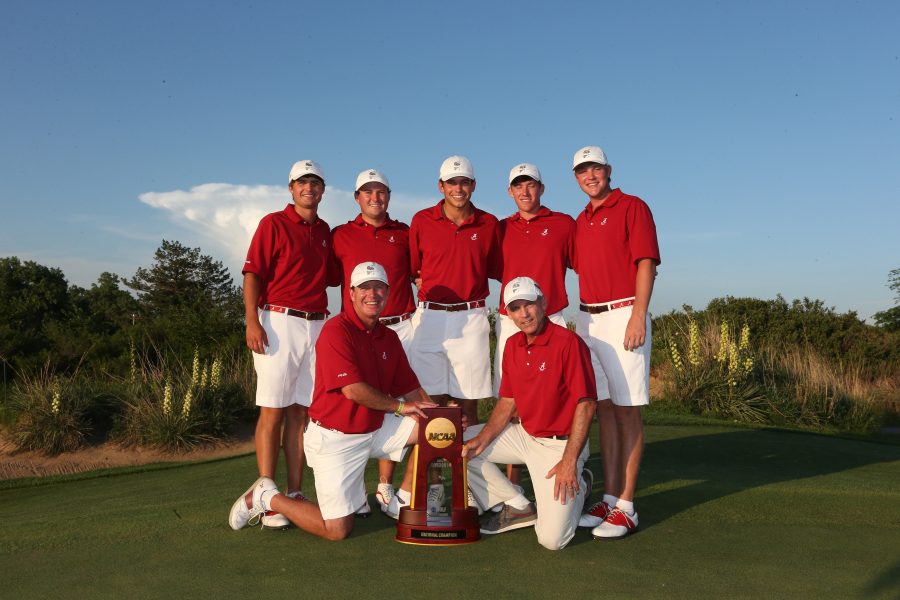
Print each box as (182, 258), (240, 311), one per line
(2, 0), (899, 322)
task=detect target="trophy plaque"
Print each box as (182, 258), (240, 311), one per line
(395, 406), (480, 545)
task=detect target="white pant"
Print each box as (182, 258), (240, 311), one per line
(576, 303), (651, 406)
(464, 423), (589, 550)
(408, 305), (491, 399)
(386, 316), (413, 355)
(305, 414), (415, 520)
(252, 309), (324, 408)
(493, 311), (568, 397)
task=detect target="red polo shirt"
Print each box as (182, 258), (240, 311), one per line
(309, 309), (420, 434)
(497, 206), (575, 316)
(332, 214), (416, 317)
(409, 200), (501, 303)
(499, 321), (596, 437)
(243, 204), (335, 312)
(573, 189), (660, 304)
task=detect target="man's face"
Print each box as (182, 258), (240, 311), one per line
(350, 280), (388, 321)
(573, 163), (611, 199)
(438, 176), (476, 210)
(355, 182), (390, 221)
(508, 177), (544, 216)
(289, 175), (325, 210)
(507, 297), (546, 338)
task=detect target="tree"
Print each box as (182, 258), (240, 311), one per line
(125, 240), (244, 359)
(873, 268), (900, 332)
(0, 257), (70, 372)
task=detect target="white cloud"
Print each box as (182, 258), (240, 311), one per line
(137, 183), (420, 264)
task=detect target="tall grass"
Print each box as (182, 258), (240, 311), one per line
(659, 315), (889, 432)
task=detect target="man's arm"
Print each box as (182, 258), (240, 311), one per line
(244, 272), (267, 354)
(545, 398), (596, 504)
(341, 382), (436, 418)
(623, 258), (657, 351)
(461, 397), (516, 459)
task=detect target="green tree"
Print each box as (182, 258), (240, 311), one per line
(873, 268), (900, 332)
(0, 257), (70, 372)
(46, 272), (140, 372)
(125, 240), (243, 360)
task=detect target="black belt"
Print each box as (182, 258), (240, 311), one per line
(422, 299), (485, 312)
(263, 304), (327, 320)
(579, 299), (635, 314)
(379, 311), (414, 326)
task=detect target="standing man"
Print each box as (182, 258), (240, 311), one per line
(242, 159), (336, 529)
(463, 277), (596, 550)
(496, 163), (577, 488)
(571, 146), (660, 539)
(332, 169), (417, 512)
(229, 262), (437, 540)
(408, 155), (500, 425)
(405, 155), (500, 515)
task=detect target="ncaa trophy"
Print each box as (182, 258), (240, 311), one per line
(395, 406), (480, 545)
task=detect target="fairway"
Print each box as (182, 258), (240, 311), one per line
(2, 422), (898, 599)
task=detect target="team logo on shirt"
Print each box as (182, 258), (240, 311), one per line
(539, 361), (546, 372)
(389, 235), (395, 243)
(382, 352), (388, 360)
(541, 228), (549, 236)
(470, 233), (478, 241)
(322, 240), (327, 247)
(338, 372), (347, 378)
(600, 218), (608, 226)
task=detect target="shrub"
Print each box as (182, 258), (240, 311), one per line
(9, 373), (92, 455)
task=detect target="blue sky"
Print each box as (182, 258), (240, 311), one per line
(2, 0), (898, 321)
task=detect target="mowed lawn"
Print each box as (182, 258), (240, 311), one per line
(1, 419), (898, 599)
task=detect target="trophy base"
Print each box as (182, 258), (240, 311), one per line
(394, 507), (481, 546)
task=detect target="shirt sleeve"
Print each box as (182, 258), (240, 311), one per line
(627, 199), (661, 266)
(408, 215), (423, 278)
(243, 216), (273, 277)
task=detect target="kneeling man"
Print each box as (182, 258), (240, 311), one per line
(462, 277), (596, 550)
(229, 262), (436, 540)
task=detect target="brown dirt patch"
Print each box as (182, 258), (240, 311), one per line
(0, 424), (254, 481)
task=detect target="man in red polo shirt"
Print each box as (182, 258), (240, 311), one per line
(571, 146), (661, 539)
(463, 277), (596, 550)
(495, 162), (577, 489)
(242, 159), (336, 529)
(408, 155), (500, 423)
(332, 168), (417, 513)
(229, 262), (437, 540)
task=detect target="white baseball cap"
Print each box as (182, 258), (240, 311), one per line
(350, 261), (388, 287)
(355, 169), (390, 192)
(504, 276), (544, 308)
(439, 155), (475, 181)
(289, 159), (325, 183)
(572, 146), (609, 169)
(508, 163), (542, 184)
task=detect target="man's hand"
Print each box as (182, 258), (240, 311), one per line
(623, 312), (646, 352)
(546, 457), (579, 505)
(402, 397), (438, 419)
(461, 435), (489, 460)
(246, 321), (268, 354)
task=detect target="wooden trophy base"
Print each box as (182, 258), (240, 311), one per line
(395, 506), (481, 546)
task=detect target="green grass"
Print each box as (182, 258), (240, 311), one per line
(1, 421), (898, 599)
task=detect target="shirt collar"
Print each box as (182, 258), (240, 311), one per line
(343, 306), (386, 338)
(511, 318), (555, 348)
(429, 199), (481, 226)
(284, 203), (320, 226)
(352, 213), (400, 229)
(582, 188), (623, 217)
(509, 206), (552, 222)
